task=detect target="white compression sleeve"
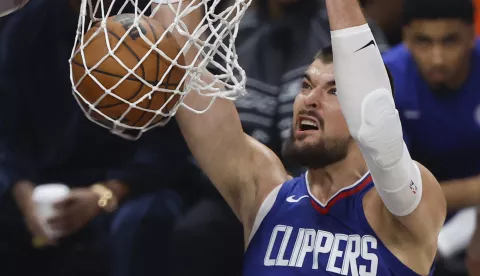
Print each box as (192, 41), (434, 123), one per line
(331, 24), (422, 217)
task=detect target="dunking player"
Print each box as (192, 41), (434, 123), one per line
(154, 0), (446, 274)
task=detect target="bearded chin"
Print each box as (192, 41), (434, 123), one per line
(282, 130), (351, 169)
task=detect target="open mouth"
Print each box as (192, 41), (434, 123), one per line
(298, 118), (319, 131)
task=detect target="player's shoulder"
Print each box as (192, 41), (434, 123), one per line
(474, 38), (480, 51)
(473, 39), (480, 61)
(382, 44), (413, 69)
(261, 175), (306, 204)
(273, 175), (308, 204)
(246, 175), (306, 240)
(283, 175), (306, 192)
(382, 44), (418, 105)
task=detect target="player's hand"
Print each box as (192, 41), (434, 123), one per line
(47, 188), (101, 237)
(152, 0), (203, 65)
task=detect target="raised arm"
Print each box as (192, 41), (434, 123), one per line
(324, 0), (446, 247)
(151, 0), (288, 225)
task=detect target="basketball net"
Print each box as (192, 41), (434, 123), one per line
(69, 0), (251, 139)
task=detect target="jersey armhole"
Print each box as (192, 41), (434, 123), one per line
(247, 184), (282, 244)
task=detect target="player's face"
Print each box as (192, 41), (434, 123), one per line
(283, 59), (351, 169)
(403, 19), (475, 90)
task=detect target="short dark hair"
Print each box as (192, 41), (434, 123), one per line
(404, 0), (474, 25)
(314, 45), (334, 63)
(314, 45), (395, 96)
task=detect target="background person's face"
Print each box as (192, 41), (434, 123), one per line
(403, 19), (475, 89)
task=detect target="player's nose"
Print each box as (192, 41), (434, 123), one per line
(303, 87), (323, 110)
(431, 45), (445, 66)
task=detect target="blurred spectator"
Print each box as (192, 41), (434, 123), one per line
(169, 186), (244, 276)
(235, 0), (389, 175)
(383, 0), (478, 274)
(361, 0), (405, 45)
(0, 0), (190, 275)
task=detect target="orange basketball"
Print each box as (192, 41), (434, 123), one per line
(71, 14), (185, 127)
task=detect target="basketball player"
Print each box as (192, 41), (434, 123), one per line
(154, 0), (447, 274)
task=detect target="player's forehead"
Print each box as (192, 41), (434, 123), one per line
(407, 19), (470, 38)
(304, 59), (335, 85)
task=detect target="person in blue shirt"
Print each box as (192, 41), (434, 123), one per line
(0, 0), (190, 275)
(383, 0), (480, 272)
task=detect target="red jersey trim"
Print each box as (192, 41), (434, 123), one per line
(307, 173), (373, 215)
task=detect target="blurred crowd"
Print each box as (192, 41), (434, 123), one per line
(0, 0), (479, 275)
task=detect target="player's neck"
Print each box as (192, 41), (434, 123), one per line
(307, 143), (368, 204)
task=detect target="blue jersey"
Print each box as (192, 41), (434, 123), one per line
(383, 40), (480, 182)
(243, 173), (434, 275)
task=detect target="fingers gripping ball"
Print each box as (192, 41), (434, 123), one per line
(71, 14), (185, 128)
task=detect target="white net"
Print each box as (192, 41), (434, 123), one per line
(69, 0), (251, 139)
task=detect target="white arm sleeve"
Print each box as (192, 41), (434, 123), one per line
(331, 24), (422, 217)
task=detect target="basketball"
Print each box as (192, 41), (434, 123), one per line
(71, 14), (185, 127)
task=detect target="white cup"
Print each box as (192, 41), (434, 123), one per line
(32, 184), (71, 239)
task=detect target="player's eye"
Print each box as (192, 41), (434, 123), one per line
(301, 81), (312, 90)
(327, 88), (337, 96)
(443, 35), (460, 46)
